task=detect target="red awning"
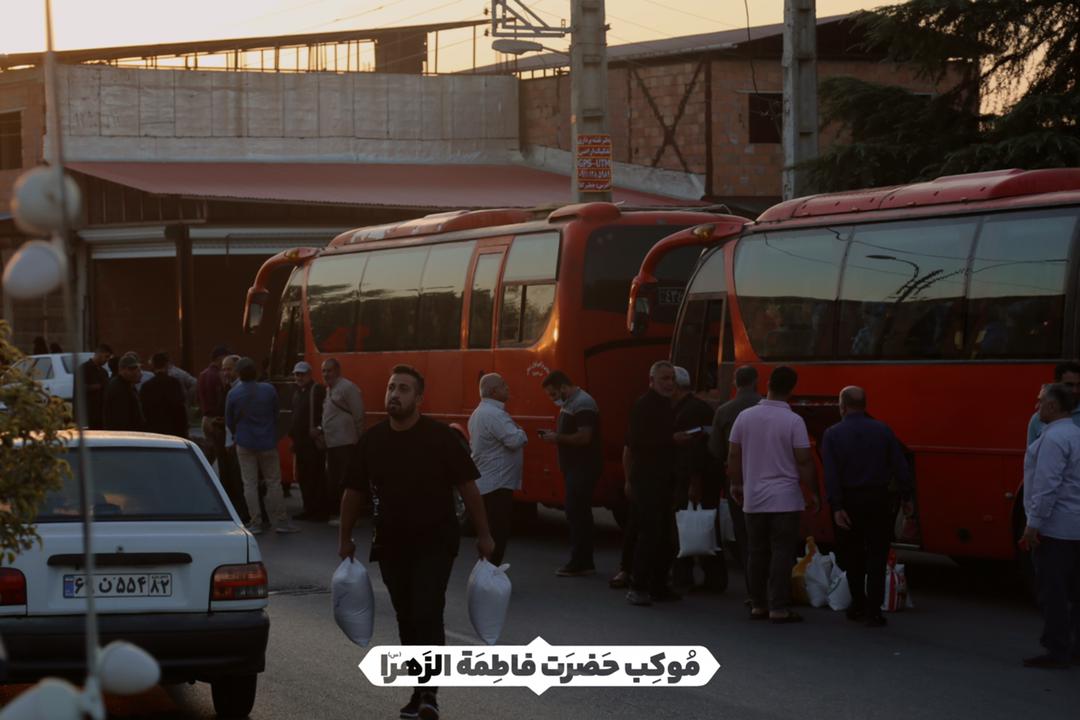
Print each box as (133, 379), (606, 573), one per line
(66, 162), (698, 209)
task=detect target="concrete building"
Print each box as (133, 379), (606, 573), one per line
(0, 15), (966, 368)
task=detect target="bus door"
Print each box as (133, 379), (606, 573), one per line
(461, 240), (510, 419)
(269, 266), (306, 483)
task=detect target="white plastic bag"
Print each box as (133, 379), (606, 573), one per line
(467, 559), (512, 645)
(675, 503), (719, 558)
(717, 499), (737, 544)
(827, 569), (852, 611)
(331, 557), (375, 647)
(804, 551), (834, 608)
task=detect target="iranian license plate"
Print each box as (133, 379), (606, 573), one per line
(63, 573), (173, 598)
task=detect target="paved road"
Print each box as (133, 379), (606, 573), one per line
(3, 498), (1078, 719)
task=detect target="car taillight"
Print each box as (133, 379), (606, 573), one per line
(0, 568), (27, 605)
(211, 563), (268, 601)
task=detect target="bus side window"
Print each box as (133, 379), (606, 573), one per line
(966, 210), (1076, 359)
(497, 233), (559, 347)
(270, 268), (304, 378)
(468, 253), (503, 349)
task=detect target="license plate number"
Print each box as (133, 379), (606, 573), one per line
(63, 573), (173, 598)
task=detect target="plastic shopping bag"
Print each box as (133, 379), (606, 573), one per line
(467, 559), (512, 645)
(717, 499), (737, 544)
(882, 549), (914, 612)
(827, 569), (852, 611)
(331, 557), (375, 647)
(791, 537), (817, 606)
(805, 550), (835, 608)
(676, 503), (719, 558)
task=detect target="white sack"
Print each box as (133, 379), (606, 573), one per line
(805, 551), (834, 608)
(717, 499), (737, 544)
(467, 559), (512, 645)
(676, 503), (719, 558)
(827, 569), (853, 611)
(331, 557), (375, 647)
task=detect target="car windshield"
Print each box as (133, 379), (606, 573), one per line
(37, 447), (231, 522)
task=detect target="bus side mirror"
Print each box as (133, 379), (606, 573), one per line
(629, 296), (651, 337)
(243, 289), (269, 334)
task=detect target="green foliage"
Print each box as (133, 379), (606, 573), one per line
(803, 0), (1080, 192)
(0, 320), (71, 563)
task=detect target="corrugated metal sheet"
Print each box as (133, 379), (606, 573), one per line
(66, 161), (698, 209)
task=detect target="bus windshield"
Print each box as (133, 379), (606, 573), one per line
(583, 225), (701, 323)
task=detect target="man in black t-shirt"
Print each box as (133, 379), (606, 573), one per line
(79, 343), (112, 429)
(337, 365), (494, 720)
(539, 370), (603, 577)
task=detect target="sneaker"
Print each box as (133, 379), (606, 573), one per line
(845, 607), (866, 622)
(417, 692), (439, 720)
(556, 563), (595, 577)
(399, 693), (421, 719)
(608, 570), (630, 589)
(626, 590), (653, 606)
(245, 521), (266, 536)
(274, 525), (301, 534)
(327, 516), (341, 527)
(864, 614), (887, 628)
(1023, 654), (1070, 669)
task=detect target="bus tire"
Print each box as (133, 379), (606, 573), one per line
(512, 500), (538, 527)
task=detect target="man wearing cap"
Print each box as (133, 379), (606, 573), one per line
(226, 357), (297, 534)
(290, 361), (328, 521)
(198, 345), (230, 472)
(103, 352), (146, 432)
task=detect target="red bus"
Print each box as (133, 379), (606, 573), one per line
(243, 203), (743, 515)
(630, 168), (1080, 561)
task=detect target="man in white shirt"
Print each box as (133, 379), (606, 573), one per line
(321, 357), (365, 526)
(468, 373), (528, 566)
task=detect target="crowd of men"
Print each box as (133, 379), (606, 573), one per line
(75, 341), (1080, 714)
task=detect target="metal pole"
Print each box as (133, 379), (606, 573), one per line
(781, 0), (819, 200)
(570, 0), (611, 203)
(43, 1), (104, 716)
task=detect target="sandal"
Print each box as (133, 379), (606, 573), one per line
(769, 611), (804, 624)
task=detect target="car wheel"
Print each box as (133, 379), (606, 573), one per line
(211, 674), (258, 719)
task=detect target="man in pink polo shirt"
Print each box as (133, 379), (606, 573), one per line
(728, 366), (820, 623)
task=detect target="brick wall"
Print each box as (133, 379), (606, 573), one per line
(521, 57), (964, 200)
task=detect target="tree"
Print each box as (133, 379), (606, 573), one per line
(0, 320), (71, 563)
(804, 0), (1080, 192)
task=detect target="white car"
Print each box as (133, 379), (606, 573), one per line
(0, 432), (269, 719)
(6, 352), (101, 402)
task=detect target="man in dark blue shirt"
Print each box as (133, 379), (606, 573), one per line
(822, 386), (910, 626)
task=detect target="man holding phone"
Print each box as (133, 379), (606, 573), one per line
(539, 370), (603, 577)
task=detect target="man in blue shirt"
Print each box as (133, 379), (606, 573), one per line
(1026, 362), (1080, 444)
(822, 386), (910, 627)
(1021, 383), (1080, 669)
(226, 357), (298, 535)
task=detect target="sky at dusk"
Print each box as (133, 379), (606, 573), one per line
(1, 1), (888, 72)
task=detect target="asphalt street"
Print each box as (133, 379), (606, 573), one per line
(3, 497), (1078, 719)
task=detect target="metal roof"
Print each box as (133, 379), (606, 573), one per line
(66, 161), (699, 210)
(0, 20), (484, 71)
(477, 13), (855, 73)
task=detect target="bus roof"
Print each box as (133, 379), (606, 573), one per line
(326, 202), (724, 250)
(756, 168), (1080, 225)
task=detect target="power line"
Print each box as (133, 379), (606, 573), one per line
(640, 0), (739, 30)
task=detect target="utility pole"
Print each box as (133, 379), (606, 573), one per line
(490, 1), (611, 203)
(781, 0), (818, 200)
(570, 0), (611, 203)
